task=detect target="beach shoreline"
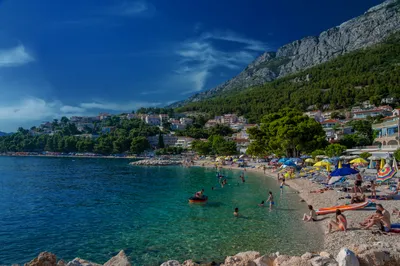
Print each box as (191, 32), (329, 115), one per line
(192, 159), (400, 256)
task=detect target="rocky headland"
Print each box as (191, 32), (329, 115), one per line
(129, 159), (182, 166)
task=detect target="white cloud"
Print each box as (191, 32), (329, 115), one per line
(108, 1), (155, 17)
(0, 45), (34, 67)
(201, 30), (269, 51)
(0, 97), (162, 132)
(172, 29), (265, 94)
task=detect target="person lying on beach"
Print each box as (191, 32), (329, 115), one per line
(350, 193), (366, 204)
(234, 207), (239, 217)
(362, 210), (391, 232)
(327, 209), (347, 234)
(258, 201), (265, 207)
(391, 208), (400, 217)
(389, 182), (400, 195)
(267, 191), (274, 209)
(303, 205), (317, 222)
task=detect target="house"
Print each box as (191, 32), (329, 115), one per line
(159, 114), (169, 123)
(238, 116), (247, 124)
(230, 123), (245, 131)
(362, 100), (375, 109)
(205, 120), (218, 128)
(234, 138), (250, 153)
(145, 115), (161, 126)
(222, 114), (238, 124)
(381, 97), (397, 104)
(70, 116), (83, 123)
(372, 116), (400, 147)
(126, 113), (136, 119)
(179, 117), (193, 125)
(147, 134), (178, 147)
(352, 108), (392, 119)
(99, 113), (112, 120)
(175, 137), (194, 149)
(304, 110), (325, 123)
(170, 121), (186, 130)
(320, 119), (340, 128)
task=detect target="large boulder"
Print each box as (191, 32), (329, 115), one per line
(66, 258), (101, 266)
(309, 256), (338, 266)
(160, 261), (181, 266)
(273, 256), (311, 266)
(104, 250), (130, 266)
(351, 242), (400, 266)
(182, 260), (199, 266)
(253, 254), (277, 266)
(222, 251), (261, 266)
(336, 248), (359, 266)
(25, 252), (57, 266)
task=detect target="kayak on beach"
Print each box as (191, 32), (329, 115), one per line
(189, 196), (208, 203)
(316, 201), (370, 215)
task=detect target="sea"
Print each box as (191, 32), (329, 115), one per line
(0, 157), (323, 265)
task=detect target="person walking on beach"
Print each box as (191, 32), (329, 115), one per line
(370, 180), (376, 198)
(354, 173), (363, 195)
(303, 205), (317, 222)
(327, 209), (347, 234)
(267, 191), (274, 210)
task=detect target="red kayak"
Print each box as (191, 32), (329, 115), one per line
(189, 196), (208, 203)
(316, 201), (369, 215)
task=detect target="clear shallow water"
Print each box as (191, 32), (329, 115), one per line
(0, 157), (322, 265)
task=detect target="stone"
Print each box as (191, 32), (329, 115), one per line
(301, 252), (314, 260)
(182, 260), (199, 266)
(274, 256), (311, 266)
(57, 261), (66, 266)
(104, 250), (130, 266)
(319, 251), (332, 258)
(25, 252), (57, 266)
(253, 254), (276, 266)
(66, 258), (101, 266)
(160, 261), (181, 266)
(309, 256), (338, 266)
(222, 251), (260, 266)
(336, 248), (359, 266)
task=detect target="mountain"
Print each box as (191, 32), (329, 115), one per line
(0, 132), (9, 136)
(170, 0), (400, 107)
(176, 32), (400, 122)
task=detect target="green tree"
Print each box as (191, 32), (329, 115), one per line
(311, 149), (325, 158)
(324, 144), (347, 157)
(191, 140), (212, 155)
(158, 133), (165, 148)
(394, 148), (400, 162)
(359, 152), (372, 159)
(130, 136), (150, 154)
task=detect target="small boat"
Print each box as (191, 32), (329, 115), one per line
(316, 201), (370, 215)
(189, 196), (208, 203)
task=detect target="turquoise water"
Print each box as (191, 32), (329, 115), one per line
(0, 157), (322, 265)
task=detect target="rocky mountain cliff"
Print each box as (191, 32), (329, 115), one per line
(170, 0), (400, 108)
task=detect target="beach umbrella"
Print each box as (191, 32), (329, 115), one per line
(380, 158), (385, 169)
(339, 156), (347, 159)
(284, 160), (296, 167)
(290, 158), (302, 163)
(350, 158), (368, 164)
(300, 155), (311, 159)
(330, 167), (359, 177)
(278, 158), (288, 163)
(328, 176), (345, 185)
(313, 161), (331, 167)
(316, 155), (328, 159)
(326, 164), (331, 172)
(393, 157), (399, 173)
(377, 166), (397, 183)
(338, 161), (342, 169)
(322, 159), (333, 163)
(305, 158), (315, 163)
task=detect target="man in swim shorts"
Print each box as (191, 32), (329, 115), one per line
(267, 191), (274, 210)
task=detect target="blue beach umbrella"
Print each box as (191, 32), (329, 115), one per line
(284, 160), (296, 167)
(290, 158), (302, 163)
(330, 167), (359, 177)
(278, 158), (288, 163)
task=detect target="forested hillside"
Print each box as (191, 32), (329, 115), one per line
(177, 33), (400, 122)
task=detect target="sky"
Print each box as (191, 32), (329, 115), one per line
(0, 0), (383, 132)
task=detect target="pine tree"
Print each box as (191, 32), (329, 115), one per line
(158, 133), (165, 148)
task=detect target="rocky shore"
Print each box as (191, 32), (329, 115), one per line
(19, 242), (400, 266)
(129, 158), (182, 166)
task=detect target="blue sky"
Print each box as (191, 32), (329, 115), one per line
(0, 0), (382, 131)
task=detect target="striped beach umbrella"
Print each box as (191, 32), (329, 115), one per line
(376, 167), (397, 183)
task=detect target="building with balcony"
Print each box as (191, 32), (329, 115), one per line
(175, 137), (194, 149)
(372, 116), (400, 147)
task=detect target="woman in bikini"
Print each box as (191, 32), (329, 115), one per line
(327, 209), (347, 233)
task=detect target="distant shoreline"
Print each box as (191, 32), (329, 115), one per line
(0, 154), (140, 160)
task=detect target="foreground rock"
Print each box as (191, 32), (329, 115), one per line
(25, 252), (57, 266)
(130, 159), (182, 166)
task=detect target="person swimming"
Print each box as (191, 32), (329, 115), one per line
(234, 207), (239, 217)
(267, 191), (274, 209)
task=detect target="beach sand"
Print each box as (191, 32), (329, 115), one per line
(193, 159), (400, 255)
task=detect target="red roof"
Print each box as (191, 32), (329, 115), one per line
(320, 119), (339, 124)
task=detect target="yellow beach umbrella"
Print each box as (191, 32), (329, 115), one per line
(313, 161), (331, 167)
(350, 158), (368, 164)
(380, 158), (385, 169)
(305, 158), (315, 163)
(326, 164), (331, 172)
(338, 161), (342, 169)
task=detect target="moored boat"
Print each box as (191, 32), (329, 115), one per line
(316, 201), (370, 215)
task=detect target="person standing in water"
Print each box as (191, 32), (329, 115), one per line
(234, 207), (239, 217)
(267, 191), (274, 209)
(280, 178), (289, 193)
